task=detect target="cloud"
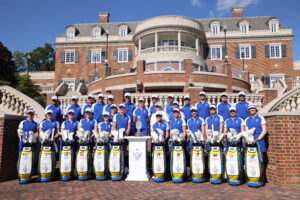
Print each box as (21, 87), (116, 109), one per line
(191, 0), (203, 6)
(216, 0), (261, 11)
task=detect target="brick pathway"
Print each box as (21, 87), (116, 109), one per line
(0, 178), (299, 200)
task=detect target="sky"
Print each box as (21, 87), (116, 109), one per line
(0, 0), (299, 60)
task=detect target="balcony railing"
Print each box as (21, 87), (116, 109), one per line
(140, 46), (197, 55)
(37, 84), (54, 94)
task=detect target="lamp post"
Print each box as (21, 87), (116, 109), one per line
(93, 54), (97, 80)
(26, 54), (31, 77)
(223, 25), (228, 63)
(241, 50), (245, 71)
(105, 31), (110, 77)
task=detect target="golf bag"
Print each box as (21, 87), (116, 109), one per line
(93, 131), (110, 180)
(187, 130), (205, 183)
(38, 129), (56, 182)
(242, 128), (263, 187)
(225, 129), (243, 185)
(170, 129), (186, 183)
(59, 130), (74, 181)
(151, 129), (166, 182)
(17, 129), (37, 184)
(207, 130), (225, 184)
(109, 129), (125, 181)
(75, 129), (91, 180)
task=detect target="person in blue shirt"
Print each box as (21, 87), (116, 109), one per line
(205, 104), (224, 133)
(151, 111), (170, 149)
(39, 110), (60, 140)
(78, 108), (97, 135)
(92, 93), (106, 123)
(109, 104), (118, 122)
(17, 109), (39, 152)
(150, 102), (170, 129)
(164, 93), (174, 115)
(133, 98), (150, 136)
(181, 95), (192, 121)
(65, 96), (82, 121)
(217, 93), (231, 121)
(103, 95), (114, 114)
(98, 111), (112, 149)
(168, 101), (185, 121)
(60, 109), (78, 150)
(169, 108), (187, 150)
(45, 96), (63, 123)
(82, 95), (94, 118)
(124, 92), (136, 135)
(112, 104), (131, 136)
(187, 106), (205, 152)
(195, 91), (211, 120)
(149, 95), (158, 115)
(235, 91), (250, 120)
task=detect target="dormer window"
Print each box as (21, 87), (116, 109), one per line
(210, 21), (220, 35)
(240, 23), (249, 34)
(66, 29), (75, 40)
(119, 25), (128, 38)
(93, 29), (101, 39)
(269, 19), (279, 33)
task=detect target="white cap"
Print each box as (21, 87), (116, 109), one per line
(102, 111), (110, 116)
(210, 104), (217, 109)
(168, 94), (174, 98)
(190, 106), (197, 111)
(172, 101), (179, 105)
(156, 111), (163, 116)
(27, 109), (35, 114)
(51, 96), (58, 100)
(85, 108), (93, 113)
(45, 109), (53, 114)
(155, 102), (163, 108)
(239, 91), (246, 96)
(138, 97), (144, 102)
(199, 91), (206, 96)
(173, 108), (180, 113)
(67, 109), (75, 114)
(98, 94), (105, 98)
(71, 95), (78, 100)
(229, 107), (236, 112)
(110, 104), (117, 109)
(151, 94), (158, 99)
(220, 93), (228, 97)
(183, 95), (190, 100)
(87, 95), (94, 99)
(248, 103), (257, 110)
(108, 95), (114, 99)
(124, 92), (131, 97)
(119, 103), (125, 108)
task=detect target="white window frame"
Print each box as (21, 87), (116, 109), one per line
(63, 79), (76, 91)
(269, 21), (279, 33)
(91, 50), (101, 63)
(92, 29), (101, 39)
(297, 76), (300, 81)
(240, 23), (249, 34)
(210, 46), (222, 60)
(270, 74), (285, 88)
(66, 30), (75, 40)
(211, 24), (220, 35)
(64, 51), (75, 64)
(119, 27), (127, 38)
(118, 49), (128, 62)
(269, 44), (282, 58)
(239, 45), (252, 59)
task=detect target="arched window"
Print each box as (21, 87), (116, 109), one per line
(163, 66), (175, 71)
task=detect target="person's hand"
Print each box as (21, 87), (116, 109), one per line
(125, 131), (130, 136)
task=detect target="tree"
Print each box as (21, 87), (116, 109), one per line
(27, 43), (55, 71)
(13, 50), (27, 72)
(0, 42), (18, 85)
(16, 75), (41, 98)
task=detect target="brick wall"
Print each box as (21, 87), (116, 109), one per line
(265, 115), (300, 185)
(0, 114), (25, 182)
(259, 89), (278, 106)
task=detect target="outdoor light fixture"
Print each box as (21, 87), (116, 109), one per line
(223, 25), (228, 63)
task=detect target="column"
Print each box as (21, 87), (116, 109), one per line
(195, 38), (199, 55)
(138, 38), (141, 55)
(178, 31), (181, 51)
(155, 32), (158, 52)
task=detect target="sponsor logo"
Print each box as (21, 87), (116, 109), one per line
(248, 148), (256, 152)
(23, 147), (31, 152)
(63, 146), (70, 150)
(212, 147), (219, 151)
(43, 146), (51, 151)
(175, 146), (182, 151)
(229, 147), (236, 152)
(97, 146), (104, 150)
(155, 146), (162, 151)
(194, 146), (201, 151)
(80, 146), (87, 151)
(113, 146), (119, 150)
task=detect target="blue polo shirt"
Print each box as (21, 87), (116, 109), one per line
(103, 104), (113, 114)
(66, 104), (82, 121)
(149, 105), (156, 115)
(206, 115), (224, 132)
(164, 104), (173, 115)
(168, 111), (185, 121)
(45, 105), (63, 122)
(187, 117), (205, 134)
(113, 113), (131, 132)
(81, 104), (92, 118)
(195, 101), (210, 119)
(124, 102), (135, 121)
(245, 115), (267, 152)
(217, 102), (231, 121)
(152, 121), (169, 136)
(181, 105), (192, 121)
(92, 102), (106, 123)
(39, 119), (60, 136)
(79, 118), (97, 134)
(235, 101), (250, 120)
(19, 119), (38, 133)
(133, 107), (150, 130)
(98, 121), (112, 133)
(61, 120), (78, 133)
(170, 118), (186, 133)
(224, 117), (245, 133)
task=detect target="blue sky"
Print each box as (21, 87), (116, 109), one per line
(0, 0), (299, 60)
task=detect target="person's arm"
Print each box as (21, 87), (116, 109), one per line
(54, 122), (60, 139)
(257, 124), (267, 141)
(126, 117), (131, 136)
(219, 122), (224, 135)
(223, 127), (228, 135)
(132, 108), (137, 123)
(241, 125), (245, 132)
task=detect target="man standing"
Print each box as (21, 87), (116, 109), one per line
(124, 93), (136, 135)
(65, 96), (82, 121)
(92, 94), (106, 123)
(150, 102), (170, 128)
(103, 95), (114, 114)
(205, 104), (224, 133)
(235, 92), (250, 120)
(181, 95), (192, 121)
(82, 95), (94, 118)
(149, 95), (158, 115)
(217, 93), (231, 121)
(164, 94), (175, 115)
(152, 111), (170, 142)
(168, 101), (185, 121)
(112, 104), (131, 137)
(78, 108), (98, 140)
(195, 91), (210, 120)
(169, 108), (187, 150)
(46, 96), (63, 123)
(133, 98), (150, 136)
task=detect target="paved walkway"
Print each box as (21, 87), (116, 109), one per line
(0, 178), (299, 200)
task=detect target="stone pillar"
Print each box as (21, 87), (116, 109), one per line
(138, 38), (141, 55)
(195, 38), (199, 55)
(187, 87), (203, 105)
(111, 89), (124, 105)
(136, 60), (145, 93)
(241, 70), (249, 82)
(155, 32), (158, 52)
(224, 62), (233, 93)
(178, 31), (181, 51)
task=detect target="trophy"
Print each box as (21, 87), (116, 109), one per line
(135, 116), (142, 136)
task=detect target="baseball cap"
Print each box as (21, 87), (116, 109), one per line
(220, 93), (228, 97)
(124, 92), (131, 97)
(173, 108), (180, 113)
(119, 103), (125, 108)
(155, 102), (163, 108)
(51, 96), (58, 100)
(168, 94), (174, 98)
(238, 91), (246, 96)
(71, 95), (78, 100)
(210, 104), (217, 109)
(229, 107), (236, 112)
(248, 103), (257, 110)
(183, 95), (190, 100)
(110, 104), (117, 109)
(85, 108), (93, 113)
(102, 111), (110, 116)
(45, 110), (53, 114)
(199, 91), (206, 96)
(151, 94), (158, 99)
(108, 95), (114, 99)
(67, 109), (75, 114)
(27, 109), (35, 114)
(98, 94), (105, 98)
(138, 97), (144, 102)
(172, 101), (179, 105)
(156, 111), (163, 116)
(87, 95), (94, 99)
(190, 106), (197, 111)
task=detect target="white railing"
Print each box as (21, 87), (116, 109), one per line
(140, 47), (155, 54)
(181, 46), (197, 53)
(140, 46), (197, 55)
(158, 46), (179, 52)
(0, 85), (45, 122)
(292, 80), (300, 88)
(37, 84), (54, 94)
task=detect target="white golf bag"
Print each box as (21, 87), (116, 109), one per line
(151, 128), (166, 182)
(60, 130), (74, 181)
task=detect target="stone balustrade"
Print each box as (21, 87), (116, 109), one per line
(37, 84), (54, 94)
(292, 80), (300, 88)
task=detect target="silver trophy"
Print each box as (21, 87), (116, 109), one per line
(135, 116), (142, 136)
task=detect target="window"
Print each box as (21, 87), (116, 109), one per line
(93, 29), (101, 39)
(210, 47), (222, 60)
(270, 75), (284, 88)
(119, 28), (127, 38)
(269, 45), (281, 58)
(270, 22), (279, 33)
(118, 50), (128, 62)
(91, 50), (101, 63)
(65, 51), (75, 63)
(240, 24), (249, 34)
(163, 67), (175, 71)
(63, 79), (75, 91)
(66, 30), (75, 40)
(211, 25), (220, 35)
(240, 45), (251, 59)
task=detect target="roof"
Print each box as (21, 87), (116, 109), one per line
(59, 16), (290, 37)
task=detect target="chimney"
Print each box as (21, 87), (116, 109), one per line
(232, 7), (244, 18)
(99, 12), (110, 23)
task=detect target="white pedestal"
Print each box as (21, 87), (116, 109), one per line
(124, 136), (151, 181)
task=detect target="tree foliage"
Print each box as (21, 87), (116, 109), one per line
(16, 75), (41, 98)
(0, 42), (18, 85)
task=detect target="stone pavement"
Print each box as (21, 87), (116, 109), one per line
(0, 179), (299, 200)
